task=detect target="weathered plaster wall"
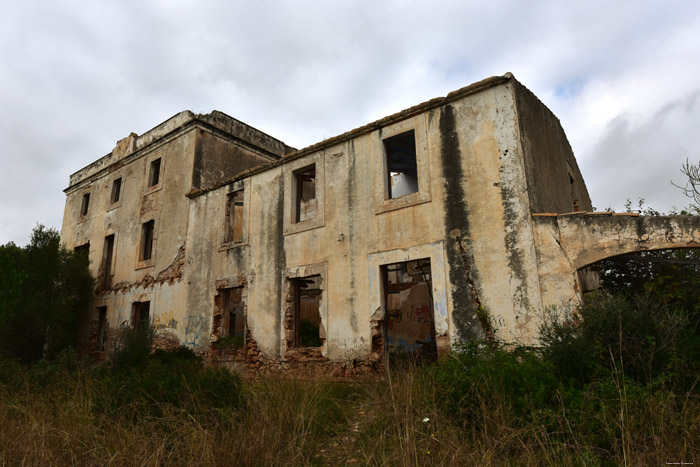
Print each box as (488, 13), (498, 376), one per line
(193, 118), (450, 362)
(192, 78), (558, 362)
(62, 128), (198, 351)
(197, 110), (295, 157)
(191, 128), (284, 190)
(61, 112), (286, 355)
(436, 84), (545, 343)
(513, 81), (592, 214)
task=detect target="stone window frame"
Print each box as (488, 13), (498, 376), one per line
(135, 215), (158, 270)
(367, 242), (450, 351)
(143, 152), (165, 195)
(130, 299), (151, 329)
(281, 262), (328, 354)
(283, 152), (325, 235)
(74, 240), (91, 258)
(95, 306), (108, 352)
(211, 276), (248, 345)
(77, 187), (92, 223)
(99, 228), (119, 290)
(372, 114), (432, 215)
(107, 171), (125, 212)
(219, 179), (250, 250)
(93, 297), (110, 353)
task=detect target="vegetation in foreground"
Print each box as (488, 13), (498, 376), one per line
(1, 290), (699, 466)
(1, 186), (698, 465)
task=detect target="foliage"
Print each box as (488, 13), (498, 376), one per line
(111, 320), (156, 368)
(0, 225), (94, 364)
(1, 321), (699, 464)
(673, 158), (700, 209)
(430, 342), (561, 424)
(539, 293), (697, 388)
(96, 346), (244, 420)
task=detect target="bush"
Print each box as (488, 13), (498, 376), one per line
(96, 345), (244, 421)
(430, 342), (561, 426)
(539, 293), (697, 389)
(111, 322), (156, 368)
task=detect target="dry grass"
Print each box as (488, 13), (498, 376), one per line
(0, 360), (699, 466)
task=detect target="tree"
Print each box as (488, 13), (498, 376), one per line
(672, 158), (700, 211)
(0, 225), (94, 364)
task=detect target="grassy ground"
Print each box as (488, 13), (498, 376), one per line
(2, 292), (699, 465)
(0, 355), (698, 466)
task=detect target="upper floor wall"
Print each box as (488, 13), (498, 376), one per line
(185, 73), (586, 354)
(513, 81), (592, 214)
(61, 111), (291, 285)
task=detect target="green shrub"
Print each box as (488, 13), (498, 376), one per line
(430, 342), (561, 426)
(539, 293), (696, 389)
(111, 322), (155, 369)
(96, 346), (244, 420)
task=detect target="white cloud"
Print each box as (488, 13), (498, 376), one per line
(1, 0), (700, 243)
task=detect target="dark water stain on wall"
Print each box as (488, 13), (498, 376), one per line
(439, 105), (484, 340)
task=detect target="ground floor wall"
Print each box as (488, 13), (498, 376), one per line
(85, 232), (555, 370)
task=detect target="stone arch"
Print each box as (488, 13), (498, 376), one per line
(534, 213), (700, 269)
(532, 213), (700, 310)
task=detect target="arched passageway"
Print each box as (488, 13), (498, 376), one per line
(532, 212), (700, 309)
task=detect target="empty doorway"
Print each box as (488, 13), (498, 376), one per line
(381, 258), (437, 364)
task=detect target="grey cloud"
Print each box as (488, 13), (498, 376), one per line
(581, 90), (700, 211)
(1, 0), (700, 244)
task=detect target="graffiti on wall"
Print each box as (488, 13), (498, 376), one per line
(184, 314), (208, 348)
(154, 310), (178, 331)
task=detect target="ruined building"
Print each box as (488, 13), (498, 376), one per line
(61, 73), (700, 373)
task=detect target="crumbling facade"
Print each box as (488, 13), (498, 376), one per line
(61, 73), (700, 372)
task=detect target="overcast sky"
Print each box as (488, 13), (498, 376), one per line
(1, 0), (699, 245)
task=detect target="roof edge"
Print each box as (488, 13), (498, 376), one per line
(188, 73), (515, 198)
(65, 110), (294, 192)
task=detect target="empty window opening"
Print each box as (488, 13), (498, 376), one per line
(111, 177), (122, 204)
(131, 301), (150, 329)
(148, 158), (161, 187)
(140, 220), (155, 261)
(222, 287), (245, 341)
(294, 165), (317, 223)
(74, 242), (90, 259)
(96, 306), (107, 351)
(141, 221), (154, 261)
(224, 190), (244, 243)
(381, 258), (436, 364)
(384, 130), (418, 199)
(80, 193), (90, 217)
(290, 275), (322, 348)
(102, 234), (115, 289)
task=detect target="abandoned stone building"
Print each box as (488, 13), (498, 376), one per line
(61, 73), (700, 372)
